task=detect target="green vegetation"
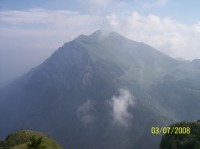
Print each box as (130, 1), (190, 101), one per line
(0, 130), (63, 149)
(27, 136), (47, 149)
(1, 31), (200, 149)
(160, 121), (200, 149)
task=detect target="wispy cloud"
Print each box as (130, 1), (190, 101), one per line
(0, 9), (102, 51)
(0, 8), (100, 30)
(79, 0), (128, 14)
(1, 7), (200, 61)
(77, 99), (95, 126)
(105, 11), (200, 60)
(1, 7), (200, 87)
(0, 9), (102, 87)
(143, 0), (168, 8)
(82, 0), (112, 8)
(109, 89), (135, 128)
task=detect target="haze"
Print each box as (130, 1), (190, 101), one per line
(1, 0), (200, 88)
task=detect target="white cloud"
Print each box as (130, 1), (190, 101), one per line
(109, 89), (135, 127)
(2, 7), (199, 62)
(106, 13), (118, 27)
(1, 8), (200, 87)
(192, 21), (200, 33)
(105, 11), (200, 60)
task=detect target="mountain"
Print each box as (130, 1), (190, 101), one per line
(0, 130), (64, 149)
(160, 121), (200, 149)
(0, 30), (200, 149)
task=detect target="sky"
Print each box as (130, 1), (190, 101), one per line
(1, 0), (200, 87)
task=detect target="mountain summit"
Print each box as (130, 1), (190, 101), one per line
(1, 31), (200, 149)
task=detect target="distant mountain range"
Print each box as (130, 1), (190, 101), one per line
(0, 30), (200, 149)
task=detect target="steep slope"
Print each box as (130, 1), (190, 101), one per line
(0, 130), (64, 149)
(76, 31), (177, 87)
(0, 30), (200, 149)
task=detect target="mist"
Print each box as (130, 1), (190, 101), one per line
(77, 99), (95, 126)
(0, 46), (55, 88)
(1, 1), (200, 89)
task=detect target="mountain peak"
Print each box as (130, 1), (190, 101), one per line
(89, 30), (122, 39)
(1, 30), (200, 149)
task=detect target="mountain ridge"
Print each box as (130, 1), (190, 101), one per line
(0, 31), (200, 149)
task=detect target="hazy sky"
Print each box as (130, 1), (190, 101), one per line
(1, 0), (200, 87)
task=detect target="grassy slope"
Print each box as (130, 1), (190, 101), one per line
(0, 130), (64, 149)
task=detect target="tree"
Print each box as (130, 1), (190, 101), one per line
(171, 139), (177, 149)
(194, 141), (200, 149)
(27, 136), (47, 149)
